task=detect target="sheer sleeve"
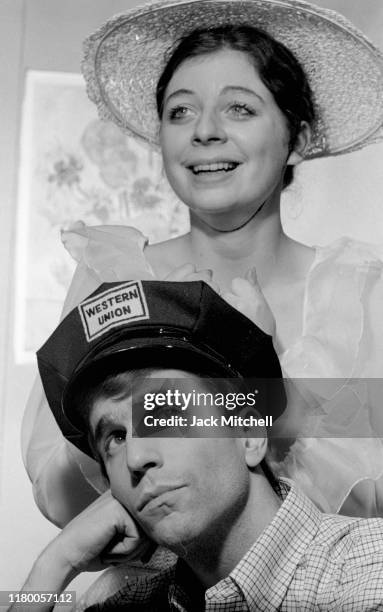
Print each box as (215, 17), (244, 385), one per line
(271, 238), (383, 515)
(22, 222), (156, 526)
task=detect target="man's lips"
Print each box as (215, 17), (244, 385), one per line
(137, 485), (185, 512)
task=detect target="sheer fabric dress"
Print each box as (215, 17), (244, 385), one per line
(22, 223), (383, 522)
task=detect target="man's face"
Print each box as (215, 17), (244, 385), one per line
(89, 369), (252, 553)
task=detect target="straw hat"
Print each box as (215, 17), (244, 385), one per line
(83, 0), (383, 159)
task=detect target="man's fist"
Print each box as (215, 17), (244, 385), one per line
(50, 490), (155, 573)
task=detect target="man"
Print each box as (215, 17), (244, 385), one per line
(12, 281), (383, 611)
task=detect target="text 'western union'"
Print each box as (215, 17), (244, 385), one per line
(79, 281), (149, 341)
(84, 290), (139, 325)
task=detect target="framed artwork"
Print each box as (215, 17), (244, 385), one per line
(14, 70), (189, 363)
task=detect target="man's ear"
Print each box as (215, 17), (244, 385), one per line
(237, 407), (268, 468)
(287, 121), (312, 166)
(243, 436), (268, 468)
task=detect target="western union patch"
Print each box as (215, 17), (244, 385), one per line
(79, 281), (149, 342)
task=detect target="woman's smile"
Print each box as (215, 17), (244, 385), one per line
(187, 159), (242, 184)
(160, 49), (294, 224)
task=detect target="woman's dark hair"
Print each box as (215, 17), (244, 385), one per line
(156, 25), (316, 188)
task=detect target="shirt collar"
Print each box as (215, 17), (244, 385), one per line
(170, 560), (206, 610)
(169, 480), (323, 611)
(227, 479), (323, 609)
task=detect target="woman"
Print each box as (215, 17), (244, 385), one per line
(23, 0), (383, 533)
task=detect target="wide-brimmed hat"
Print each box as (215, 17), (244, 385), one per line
(83, 0), (383, 159)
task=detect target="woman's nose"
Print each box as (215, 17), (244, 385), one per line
(192, 109), (227, 145)
(125, 438), (163, 482)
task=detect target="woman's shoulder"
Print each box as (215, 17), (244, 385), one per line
(303, 237), (383, 316)
(61, 221), (149, 263)
(307, 237), (383, 314)
(285, 236), (383, 378)
(307, 237), (383, 308)
(311, 236), (383, 271)
(61, 221), (192, 281)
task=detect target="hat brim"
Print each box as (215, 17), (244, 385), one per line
(83, 0), (383, 159)
(63, 335), (238, 446)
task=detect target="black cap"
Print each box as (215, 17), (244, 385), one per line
(37, 280), (284, 456)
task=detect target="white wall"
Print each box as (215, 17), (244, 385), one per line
(0, 0), (382, 598)
(281, 0), (383, 246)
(0, 0), (140, 596)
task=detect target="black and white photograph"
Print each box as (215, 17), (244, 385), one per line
(1, 0), (383, 610)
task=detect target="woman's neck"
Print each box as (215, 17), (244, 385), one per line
(147, 188), (313, 299)
(187, 195), (285, 288)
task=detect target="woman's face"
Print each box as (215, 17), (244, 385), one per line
(160, 49), (300, 226)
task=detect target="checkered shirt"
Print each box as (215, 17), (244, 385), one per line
(84, 482), (383, 611)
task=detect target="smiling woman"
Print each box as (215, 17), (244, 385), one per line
(159, 48), (303, 231)
(22, 0), (383, 582)
(145, 29), (316, 311)
(156, 24), (315, 201)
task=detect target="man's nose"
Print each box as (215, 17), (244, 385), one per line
(125, 437), (163, 483)
(192, 109), (227, 145)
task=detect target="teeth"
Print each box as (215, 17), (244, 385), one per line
(192, 162), (238, 173)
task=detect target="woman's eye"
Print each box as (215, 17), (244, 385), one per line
(104, 430), (126, 454)
(227, 103), (255, 117)
(168, 105), (193, 121)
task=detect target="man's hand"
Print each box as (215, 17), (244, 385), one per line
(9, 491), (155, 612)
(51, 489), (155, 573)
